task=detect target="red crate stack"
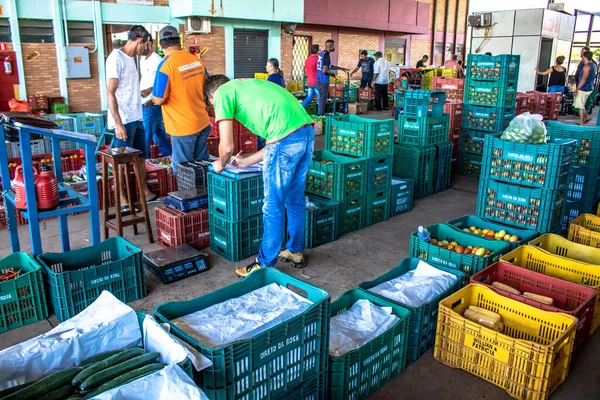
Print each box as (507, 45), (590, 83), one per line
(207, 136), (219, 157)
(144, 163), (169, 197)
(358, 88), (374, 101)
(516, 92), (529, 115)
(61, 150), (84, 172)
(237, 133), (258, 154)
(526, 91), (548, 114)
(544, 93), (561, 121)
(443, 101), (463, 131)
(149, 144), (162, 159)
(209, 117), (221, 137)
(433, 77), (465, 102)
(155, 205), (210, 249)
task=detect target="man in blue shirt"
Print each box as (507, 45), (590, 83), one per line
(317, 40), (349, 115)
(574, 50), (598, 125)
(351, 50), (375, 89)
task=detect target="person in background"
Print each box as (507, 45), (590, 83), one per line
(317, 40), (349, 115)
(535, 56), (566, 94)
(457, 59), (464, 78)
(372, 51), (391, 111)
(205, 75), (315, 277)
(350, 50), (375, 89)
(575, 46), (597, 86)
(416, 55), (428, 68)
(106, 25), (157, 208)
(140, 37), (172, 158)
(574, 51), (597, 126)
(152, 25), (211, 175)
(266, 58), (285, 88)
(444, 54), (464, 77)
(301, 44), (320, 109)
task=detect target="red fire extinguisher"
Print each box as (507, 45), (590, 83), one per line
(13, 164), (59, 211)
(4, 55), (12, 75)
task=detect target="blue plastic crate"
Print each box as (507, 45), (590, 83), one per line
(546, 121), (600, 169)
(462, 105), (515, 133)
(465, 79), (517, 108)
(44, 114), (76, 132)
(367, 154), (393, 191)
(69, 112), (106, 135)
(434, 142), (453, 193)
(566, 165), (600, 203)
(389, 178), (414, 217)
(403, 90), (446, 118)
(466, 54), (520, 82)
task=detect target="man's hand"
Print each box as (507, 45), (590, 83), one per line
(230, 154), (253, 168)
(140, 88), (152, 97)
(212, 159), (225, 174)
(115, 123), (127, 141)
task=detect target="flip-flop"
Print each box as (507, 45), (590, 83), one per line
(147, 194), (161, 202)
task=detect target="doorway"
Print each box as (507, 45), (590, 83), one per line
(537, 38), (554, 91)
(233, 29), (269, 79)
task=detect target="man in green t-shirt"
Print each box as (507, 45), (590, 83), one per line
(205, 75), (315, 277)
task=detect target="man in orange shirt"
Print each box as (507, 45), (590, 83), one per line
(152, 26), (211, 175)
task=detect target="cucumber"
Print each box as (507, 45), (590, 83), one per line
(2, 367), (82, 400)
(80, 350), (123, 368)
(0, 381), (34, 399)
(43, 385), (76, 400)
(80, 352), (160, 390)
(72, 348), (144, 387)
(82, 363), (165, 399)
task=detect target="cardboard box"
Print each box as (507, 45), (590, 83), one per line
(348, 102), (368, 115)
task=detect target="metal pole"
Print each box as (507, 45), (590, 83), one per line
(51, 0), (69, 104)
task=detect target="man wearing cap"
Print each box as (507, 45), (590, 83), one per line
(152, 25), (211, 175)
(351, 50), (375, 89)
(372, 51), (391, 111)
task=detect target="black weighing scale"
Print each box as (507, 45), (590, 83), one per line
(162, 188), (208, 212)
(143, 244), (209, 284)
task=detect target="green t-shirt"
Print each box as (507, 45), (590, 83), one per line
(213, 79), (314, 143)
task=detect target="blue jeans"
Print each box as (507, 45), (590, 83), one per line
(548, 85), (564, 94)
(170, 124), (211, 175)
(258, 125), (315, 267)
(112, 120), (148, 159)
(301, 86), (320, 109)
(360, 76), (373, 89)
(317, 82), (329, 116)
(143, 105), (172, 157)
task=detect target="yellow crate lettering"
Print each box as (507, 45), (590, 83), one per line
(464, 333), (510, 364)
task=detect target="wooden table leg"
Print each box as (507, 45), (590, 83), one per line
(113, 163), (124, 238)
(102, 157), (110, 239)
(134, 158), (154, 243)
(123, 161), (138, 235)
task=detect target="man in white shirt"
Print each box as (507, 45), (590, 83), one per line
(140, 37), (172, 158)
(371, 51), (391, 111)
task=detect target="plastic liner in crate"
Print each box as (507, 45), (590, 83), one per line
(36, 237), (146, 322)
(339, 196), (365, 236)
(0, 252), (49, 333)
(153, 268), (330, 400)
(457, 152), (482, 178)
(397, 113), (450, 147)
(392, 144), (435, 199)
(208, 171), (264, 222)
(209, 213), (264, 262)
(568, 213), (600, 249)
(155, 205), (210, 249)
(460, 128), (496, 156)
(481, 136), (576, 189)
(402, 90), (446, 118)
(409, 224), (509, 279)
(305, 196), (340, 249)
(163, 188), (209, 212)
(177, 160), (210, 190)
(306, 150), (367, 201)
(476, 178), (565, 233)
(325, 115), (394, 158)
(367, 154), (393, 191)
(328, 289), (410, 399)
(470, 261), (597, 355)
(546, 121), (600, 169)
(434, 141), (453, 193)
(389, 178), (414, 217)
(465, 54), (520, 82)
(462, 105), (515, 133)
(359, 258), (464, 363)
(446, 214), (538, 251)
(364, 188), (390, 227)
(465, 79), (517, 108)
(560, 200), (598, 233)
(566, 165), (600, 203)
(434, 284), (575, 400)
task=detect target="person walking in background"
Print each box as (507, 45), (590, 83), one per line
(574, 50), (597, 126)
(140, 37), (172, 158)
(416, 55), (428, 68)
(106, 25), (157, 208)
(266, 58), (285, 88)
(317, 40), (349, 115)
(351, 50), (375, 89)
(444, 55), (464, 77)
(301, 44), (320, 109)
(535, 56), (567, 94)
(372, 52), (391, 111)
(152, 25), (211, 175)
(575, 46), (597, 87)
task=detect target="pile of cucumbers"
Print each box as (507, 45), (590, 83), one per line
(0, 347), (165, 400)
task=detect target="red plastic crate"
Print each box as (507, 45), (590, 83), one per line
(155, 205), (210, 249)
(526, 91), (548, 114)
(358, 88), (374, 101)
(145, 163), (169, 197)
(61, 150), (84, 172)
(449, 128), (460, 156)
(443, 101), (463, 130)
(237, 133), (258, 154)
(207, 136), (219, 157)
(432, 77), (464, 102)
(470, 261), (597, 354)
(234, 121), (253, 136)
(209, 117), (220, 137)
(516, 92), (529, 115)
(149, 144), (162, 159)
(544, 93), (561, 121)
(167, 172), (177, 193)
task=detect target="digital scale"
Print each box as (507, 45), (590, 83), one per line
(162, 188), (208, 212)
(143, 244), (209, 284)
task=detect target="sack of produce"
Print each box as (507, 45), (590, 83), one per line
(500, 112), (547, 144)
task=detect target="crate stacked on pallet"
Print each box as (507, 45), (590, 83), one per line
(545, 121), (600, 231)
(459, 54), (520, 178)
(393, 90), (452, 198)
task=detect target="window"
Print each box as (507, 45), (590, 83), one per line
(0, 18), (10, 43)
(19, 19), (54, 43)
(67, 21), (95, 44)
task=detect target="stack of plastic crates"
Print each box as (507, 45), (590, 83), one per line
(208, 119), (258, 158)
(460, 54), (520, 178)
(394, 90), (452, 198)
(515, 92), (529, 115)
(545, 121), (600, 232)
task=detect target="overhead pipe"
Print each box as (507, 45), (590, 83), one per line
(89, 0), (99, 53)
(61, 0), (69, 46)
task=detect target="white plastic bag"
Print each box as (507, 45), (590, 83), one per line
(500, 112), (547, 144)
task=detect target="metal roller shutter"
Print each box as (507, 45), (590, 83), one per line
(234, 29), (268, 79)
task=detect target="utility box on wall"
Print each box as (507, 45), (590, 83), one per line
(65, 46), (91, 79)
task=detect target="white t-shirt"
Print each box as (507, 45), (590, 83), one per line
(140, 51), (163, 104)
(105, 49), (142, 129)
(373, 58), (391, 85)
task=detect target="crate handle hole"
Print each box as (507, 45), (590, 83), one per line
(286, 283), (308, 299)
(477, 274), (488, 283)
(126, 246), (136, 254)
(451, 298), (464, 310)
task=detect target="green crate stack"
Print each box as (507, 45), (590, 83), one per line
(326, 115), (395, 158)
(305, 196), (340, 249)
(389, 178), (414, 217)
(434, 142), (453, 193)
(364, 188), (391, 227)
(392, 144), (436, 199)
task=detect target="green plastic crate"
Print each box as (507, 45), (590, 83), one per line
(307, 102), (318, 116)
(209, 213), (263, 262)
(339, 196), (365, 236)
(460, 128), (494, 156)
(153, 268), (331, 400)
(434, 142), (453, 193)
(397, 113), (450, 147)
(465, 79), (517, 108)
(207, 172), (264, 222)
(364, 188), (391, 227)
(403, 90), (446, 118)
(51, 102), (69, 114)
(305, 196), (340, 249)
(465, 54), (520, 82)
(36, 237), (146, 322)
(560, 199), (599, 233)
(306, 150), (367, 201)
(389, 178), (414, 217)
(458, 152), (482, 177)
(566, 165), (600, 204)
(328, 289), (411, 399)
(0, 252), (48, 333)
(367, 154), (393, 191)
(462, 104), (515, 133)
(326, 115), (394, 158)
(392, 144), (435, 199)
(476, 178), (566, 233)
(546, 121), (600, 169)
(446, 214), (539, 251)
(274, 370), (327, 400)
(358, 257), (464, 363)
(409, 223), (510, 279)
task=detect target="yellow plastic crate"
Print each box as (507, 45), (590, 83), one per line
(529, 233), (600, 265)
(442, 68), (458, 78)
(434, 283), (577, 400)
(501, 245), (600, 333)
(254, 73), (268, 80)
(568, 213), (600, 249)
(597, 203), (600, 217)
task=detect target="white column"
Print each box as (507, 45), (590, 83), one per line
(6, 0), (26, 99)
(51, 0), (69, 103)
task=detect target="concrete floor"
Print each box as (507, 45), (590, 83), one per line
(1, 108), (599, 399)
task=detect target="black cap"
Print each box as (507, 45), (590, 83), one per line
(374, 51), (383, 57)
(159, 26), (179, 40)
(360, 50), (368, 55)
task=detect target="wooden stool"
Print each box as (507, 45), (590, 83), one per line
(100, 147), (154, 243)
